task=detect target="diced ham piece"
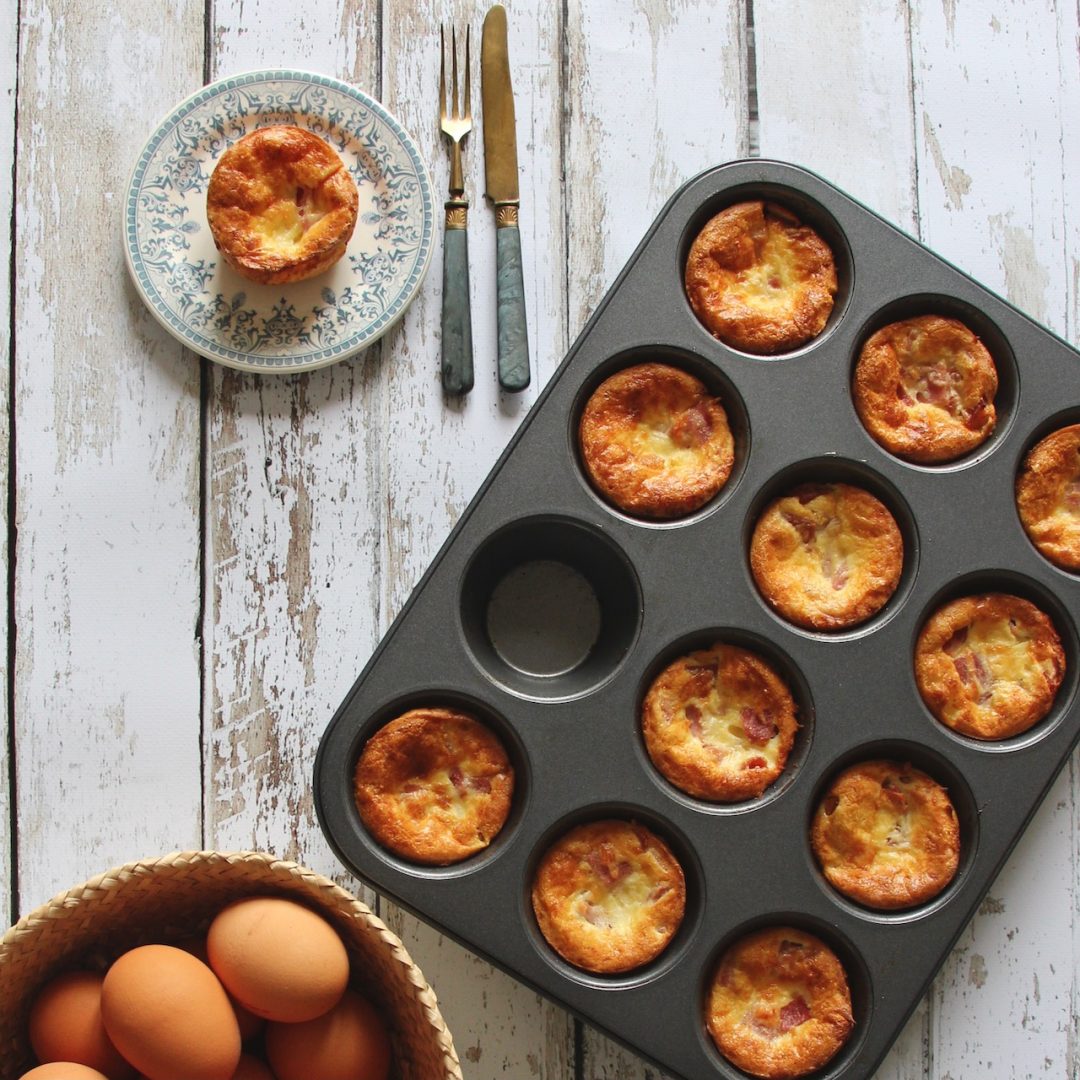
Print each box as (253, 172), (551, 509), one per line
(740, 707), (778, 746)
(669, 404), (713, 448)
(896, 383), (915, 405)
(582, 903), (611, 928)
(742, 756), (768, 770)
(449, 767), (466, 792)
(586, 851), (632, 887)
(779, 996), (811, 1032)
(685, 702), (704, 740)
(781, 510), (818, 546)
(469, 775), (492, 794)
(965, 399), (989, 430)
(1065, 480), (1080, 511)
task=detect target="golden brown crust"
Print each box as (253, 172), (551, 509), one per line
(810, 760), (960, 909)
(915, 593), (1065, 740)
(530, 820), (686, 974)
(207, 125), (359, 285)
(353, 707), (514, 865)
(1016, 424), (1080, 571)
(706, 927), (854, 1079)
(684, 201), (837, 354)
(641, 643), (798, 801)
(749, 483), (904, 631)
(578, 362), (734, 518)
(853, 315), (998, 463)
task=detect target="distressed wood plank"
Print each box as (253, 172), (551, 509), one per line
(910, 3), (1078, 1077)
(754, 0), (917, 232)
(375, 1), (573, 1076)
(203, 1), (382, 901)
(0, 0), (17, 932)
(565, 1), (746, 1075)
(12, 0), (204, 911)
(754, 5), (926, 1076)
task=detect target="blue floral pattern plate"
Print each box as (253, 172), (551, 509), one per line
(125, 70), (434, 371)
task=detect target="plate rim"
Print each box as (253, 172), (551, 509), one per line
(123, 67), (435, 373)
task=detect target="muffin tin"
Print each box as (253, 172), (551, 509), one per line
(315, 159), (1080, 1080)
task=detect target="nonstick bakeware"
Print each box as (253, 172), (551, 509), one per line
(315, 159), (1080, 1080)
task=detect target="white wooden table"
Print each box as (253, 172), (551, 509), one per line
(3, 2), (1079, 1077)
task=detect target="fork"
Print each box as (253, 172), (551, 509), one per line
(439, 24), (474, 395)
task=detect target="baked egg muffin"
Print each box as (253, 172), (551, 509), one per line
(749, 482), (903, 631)
(685, 201), (837, 354)
(811, 760), (960, 909)
(530, 819), (686, 974)
(915, 593), (1065, 740)
(353, 707), (514, 865)
(853, 314), (998, 463)
(641, 643), (798, 801)
(578, 362), (734, 518)
(1016, 423), (1080, 571)
(207, 124), (359, 285)
(706, 926), (854, 1079)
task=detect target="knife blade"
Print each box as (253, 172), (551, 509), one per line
(481, 3), (530, 392)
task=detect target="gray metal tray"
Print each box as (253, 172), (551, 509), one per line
(315, 160), (1080, 1080)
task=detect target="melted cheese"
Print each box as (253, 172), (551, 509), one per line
(739, 231), (799, 312)
(687, 690), (783, 768)
(579, 866), (658, 931)
(965, 615), (1046, 690)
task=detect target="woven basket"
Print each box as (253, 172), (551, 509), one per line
(0, 850), (462, 1080)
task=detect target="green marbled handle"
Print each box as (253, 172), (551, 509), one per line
(496, 224), (530, 392)
(441, 223), (474, 395)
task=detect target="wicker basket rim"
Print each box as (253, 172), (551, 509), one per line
(0, 849), (462, 1078)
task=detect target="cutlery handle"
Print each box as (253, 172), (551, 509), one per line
(441, 200), (474, 395)
(495, 205), (530, 392)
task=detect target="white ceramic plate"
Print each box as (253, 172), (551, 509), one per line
(124, 70), (434, 371)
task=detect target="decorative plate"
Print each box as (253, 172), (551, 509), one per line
(124, 70), (435, 371)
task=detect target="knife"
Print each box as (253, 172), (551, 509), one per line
(481, 4), (530, 392)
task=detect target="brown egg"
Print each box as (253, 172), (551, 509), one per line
(231, 1055), (275, 1080)
(101, 944), (241, 1080)
(28, 970), (136, 1077)
(20, 1066), (111, 1080)
(207, 897), (349, 1022)
(174, 935), (263, 1041)
(265, 991), (391, 1080)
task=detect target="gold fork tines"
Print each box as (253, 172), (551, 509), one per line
(440, 24), (472, 204)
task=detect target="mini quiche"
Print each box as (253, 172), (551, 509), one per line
(749, 482), (903, 631)
(811, 760), (960, 909)
(641, 643), (798, 802)
(853, 314), (998, 464)
(915, 593), (1065, 740)
(706, 926), (854, 1079)
(530, 819), (686, 974)
(353, 707), (514, 865)
(1016, 423), (1080, 571)
(684, 201), (837, 355)
(578, 362), (734, 518)
(207, 125), (359, 285)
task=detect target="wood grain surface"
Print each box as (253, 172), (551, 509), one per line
(5, 1), (1080, 1078)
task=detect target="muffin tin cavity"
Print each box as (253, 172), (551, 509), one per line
(345, 692), (529, 879)
(571, 347), (750, 525)
(679, 184), (853, 358)
(744, 458), (919, 638)
(317, 161), (1080, 1080)
(460, 517), (641, 699)
(805, 741), (978, 923)
(522, 805), (704, 991)
(911, 570), (1078, 751)
(850, 294), (1018, 470)
(697, 917), (872, 1080)
(1014, 410), (1080, 574)
(636, 629), (814, 814)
